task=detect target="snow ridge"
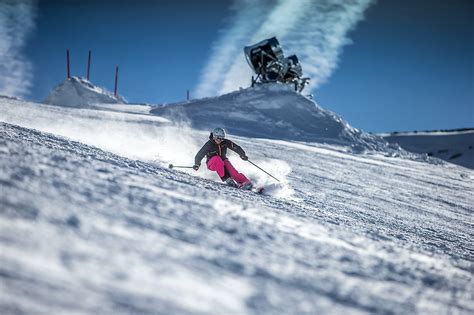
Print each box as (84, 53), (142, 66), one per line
(151, 84), (435, 163)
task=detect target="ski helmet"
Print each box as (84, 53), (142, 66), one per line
(212, 127), (226, 139)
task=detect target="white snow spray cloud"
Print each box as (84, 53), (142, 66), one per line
(1, 99), (296, 198)
(0, 100), (200, 167)
(0, 0), (36, 99)
(195, 0), (374, 97)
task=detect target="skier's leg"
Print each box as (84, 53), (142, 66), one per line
(207, 156), (225, 178)
(223, 160), (250, 185)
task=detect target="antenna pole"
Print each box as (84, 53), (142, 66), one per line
(87, 50), (91, 80)
(66, 49), (71, 79)
(114, 65), (119, 97)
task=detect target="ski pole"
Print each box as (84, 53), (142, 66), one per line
(247, 160), (280, 182)
(168, 164), (194, 169)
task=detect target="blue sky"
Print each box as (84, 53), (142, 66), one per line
(18, 0), (474, 132)
(316, 0), (473, 132)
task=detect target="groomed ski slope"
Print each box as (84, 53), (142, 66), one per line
(1, 91), (473, 314)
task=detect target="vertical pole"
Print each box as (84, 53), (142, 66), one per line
(114, 65), (119, 97)
(66, 49), (71, 79)
(87, 50), (91, 81)
(187, 89), (190, 100)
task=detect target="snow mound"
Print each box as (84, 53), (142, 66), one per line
(151, 84), (396, 153)
(44, 76), (126, 107)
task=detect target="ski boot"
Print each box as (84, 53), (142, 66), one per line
(239, 181), (253, 190)
(225, 178), (239, 188)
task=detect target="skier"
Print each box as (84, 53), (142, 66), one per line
(193, 127), (253, 189)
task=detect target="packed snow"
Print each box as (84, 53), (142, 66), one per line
(1, 83), (473, 314)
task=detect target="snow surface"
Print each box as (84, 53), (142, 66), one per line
(44, 76), (126, 107)
(1, 85), (473, 314)
(382, 130), (474, 170)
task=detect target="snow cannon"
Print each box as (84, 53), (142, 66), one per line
(284, 55), (303, 80)
(244, 37), (310, 92)
(244, 37), (284, 77)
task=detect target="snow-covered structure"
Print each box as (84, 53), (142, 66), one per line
(43, 76), (126, 107)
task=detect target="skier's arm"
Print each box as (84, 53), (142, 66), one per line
(227, 140), (246, 157)
(194, 141), (212, 166)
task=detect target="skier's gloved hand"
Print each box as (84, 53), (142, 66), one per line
(240, 155), (248, 161)
(193, 164), (200, 171)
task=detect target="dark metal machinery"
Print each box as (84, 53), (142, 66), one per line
(244, 37), (310, 92)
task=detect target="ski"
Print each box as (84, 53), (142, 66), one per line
(236, 184), (265, 195)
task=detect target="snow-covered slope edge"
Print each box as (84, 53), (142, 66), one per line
(381, 129), (474, 169)
(1, 121), (473, 314)
(151, 84), (409, 155)
(44, 76), (126, 107)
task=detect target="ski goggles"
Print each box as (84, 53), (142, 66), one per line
(213, 135), (225, 141)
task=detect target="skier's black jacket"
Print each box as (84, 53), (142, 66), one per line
(194, 133), (246, 166)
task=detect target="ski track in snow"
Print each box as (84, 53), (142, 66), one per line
(1, 119), (473, 314)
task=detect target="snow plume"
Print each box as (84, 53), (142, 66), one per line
(240, 158), (294, 198)
(195, 0), (374, 97)
(0, 99), (202, 168)
(0, 0), (37, 99)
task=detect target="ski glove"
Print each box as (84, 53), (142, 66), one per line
(193, 164), (200, 171)
(240, 155), (248, 161)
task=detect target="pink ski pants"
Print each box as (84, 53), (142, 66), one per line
(207, 156), (249, 185)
